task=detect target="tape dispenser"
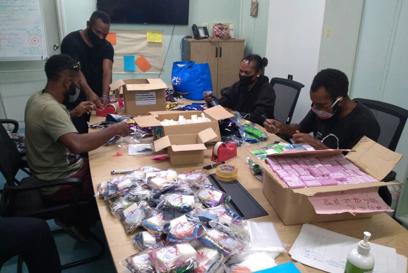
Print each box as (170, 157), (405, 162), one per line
(211, 141), (237, 163)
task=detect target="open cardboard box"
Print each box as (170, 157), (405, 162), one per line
(261, 136), (402, 225)
(134, 105), (234, 142)
(154, 128), (218, 166)
(110, 78), (167, 115)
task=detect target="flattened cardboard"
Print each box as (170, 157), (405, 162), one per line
(133, 106), (233, 142)
(110, 78), (167, 115)
(261, 137), (401, 225)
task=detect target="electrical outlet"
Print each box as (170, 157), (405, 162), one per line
(250, 0), (258, 17)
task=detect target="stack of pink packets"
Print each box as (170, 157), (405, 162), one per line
(266, 155), (377, 189)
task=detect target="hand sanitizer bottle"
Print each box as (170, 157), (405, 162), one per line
(345, 232), (375, 273)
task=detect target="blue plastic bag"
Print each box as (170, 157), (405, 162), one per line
(171, 61), (213, 100)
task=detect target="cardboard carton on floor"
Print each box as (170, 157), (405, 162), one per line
(262, 136), (402, 225)
(110, 78), (167, 115)
(154, 128), (218, 165)
(134, 105), (234, 142)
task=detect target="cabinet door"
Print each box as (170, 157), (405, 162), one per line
(189, 41), (218, 94)
(217, 41), (245, 94)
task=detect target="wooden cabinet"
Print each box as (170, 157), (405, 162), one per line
(182, 38), (245, 97)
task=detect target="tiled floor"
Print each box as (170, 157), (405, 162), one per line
(1, 220), (118, 273)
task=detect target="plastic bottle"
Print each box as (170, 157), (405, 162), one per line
(345, 231), (375, 273)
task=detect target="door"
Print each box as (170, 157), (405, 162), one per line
(216, 40), (245, 95)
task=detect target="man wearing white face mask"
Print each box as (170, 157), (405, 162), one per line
(264, 68), (380, 149)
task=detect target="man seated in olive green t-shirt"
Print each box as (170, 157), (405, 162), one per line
(25, 54), (129, 236)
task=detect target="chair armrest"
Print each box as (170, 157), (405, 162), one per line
(0, 119), (19, 133)
(5, 177), (82, 192)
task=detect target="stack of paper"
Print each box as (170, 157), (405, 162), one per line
(289, 224), (407, 273)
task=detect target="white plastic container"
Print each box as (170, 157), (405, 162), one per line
(345, 231), (375, 273)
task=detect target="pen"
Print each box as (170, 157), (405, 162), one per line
(202, 161), (225, 170)
(111, 169), (136, 175)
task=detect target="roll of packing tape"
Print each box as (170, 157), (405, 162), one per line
(106, 103), (117, 113)
(215, 164), (237, 182)
(213, 141), (223, 156)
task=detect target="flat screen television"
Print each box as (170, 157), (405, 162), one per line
(97, 0), (190, 25)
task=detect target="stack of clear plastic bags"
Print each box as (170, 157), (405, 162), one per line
(194, 247), (224, 273)
(197, 188), (226, 208)
(158, 194), (197, 213)
(132, 231), (163, 251)
(164, 215), (204, 243)
(125, 251), (154, 273)
(142, 212), (167, 234)
(120, 201), (153, 234)
(149, 243), (197, 273)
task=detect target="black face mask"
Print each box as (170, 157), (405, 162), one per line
(63, 84), (80, 105)
(239, 74), (255, 86)
(87, 29), (105, 48)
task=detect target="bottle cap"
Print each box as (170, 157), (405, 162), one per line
(357, 231), (371, 255)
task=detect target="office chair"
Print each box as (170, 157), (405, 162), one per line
(0, 119), (29, 177)
(354, 98), (408, 205)
(0, 124), (104, 271)
(270, 77), (304, 124)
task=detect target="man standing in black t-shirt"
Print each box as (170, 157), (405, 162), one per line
(61, 11), (114, 133)
(264, 68), (380, 149)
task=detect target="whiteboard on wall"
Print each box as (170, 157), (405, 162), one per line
(0, 0), (48, 61)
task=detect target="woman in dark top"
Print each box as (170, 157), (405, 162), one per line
(206, 55), (276, 125)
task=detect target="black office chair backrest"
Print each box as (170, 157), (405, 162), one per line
(270, 77), (304, 124)
(354, 98), (408, 151)
(0, 124), (22, 184)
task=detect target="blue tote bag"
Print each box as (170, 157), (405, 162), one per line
(171, 61), (213, 100)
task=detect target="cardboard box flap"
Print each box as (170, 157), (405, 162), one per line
(171, 144), (207, 152)
(110, 80), (126, 91)
(154, 136), (172, 152)
(198, 128), (218, 143)
(268, 149), (348, 158)
(126, 78), (167, 91)
(293, 181), (400, 197)
(346, 136), (402, 180)
(204, 105), (234, 121)
(133, 115), (161, 127)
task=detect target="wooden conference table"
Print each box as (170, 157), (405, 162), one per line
(89, 117), (408, 273)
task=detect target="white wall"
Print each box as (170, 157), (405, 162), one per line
(0, 0), (242, 124)
(350, 0), (408, 222)
(265, 0), (326, 123)
(318, 0), (364, 81)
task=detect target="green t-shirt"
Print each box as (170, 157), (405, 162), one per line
(25, 91), (83, 187)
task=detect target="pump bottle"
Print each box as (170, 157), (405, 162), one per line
(345, 231), (375, 273)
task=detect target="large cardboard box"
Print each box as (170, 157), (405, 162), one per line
(154, 128), (218, 165)
(110, 79), (167, 115)
(134, 105), (234, 142)
(262, 137), (402, 225)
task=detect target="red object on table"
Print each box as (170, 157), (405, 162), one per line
(212, 142), (237, 163)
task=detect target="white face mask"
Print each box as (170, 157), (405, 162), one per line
(311, 97), (342, 120)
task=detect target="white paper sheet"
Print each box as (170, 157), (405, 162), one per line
(247, 221), (285, 255)
(289, 224), (403, 273)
